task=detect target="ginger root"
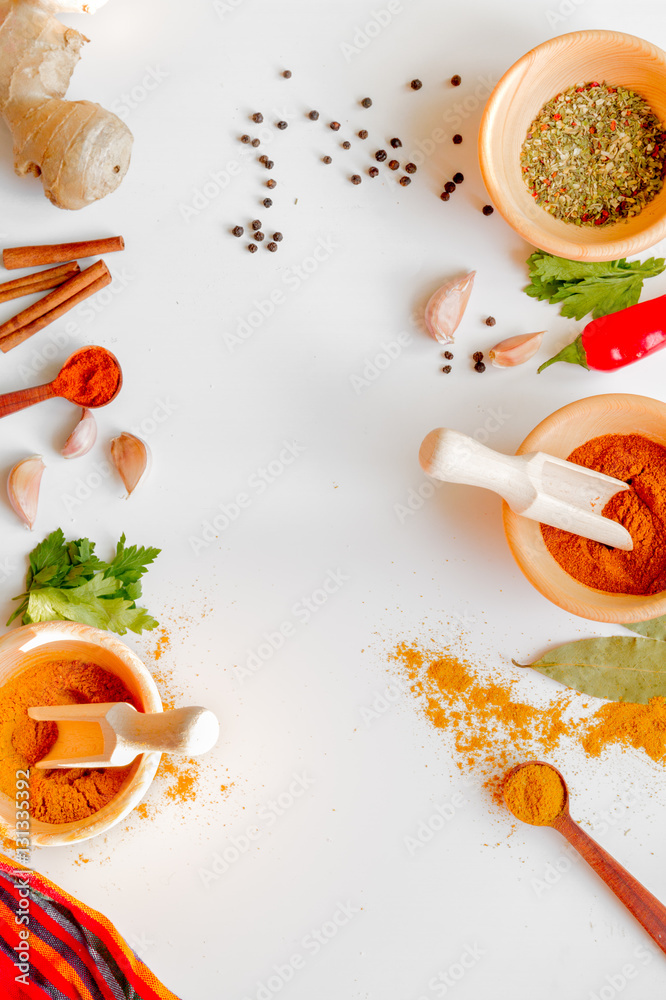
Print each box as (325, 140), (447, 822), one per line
(0, 0), (132, 210)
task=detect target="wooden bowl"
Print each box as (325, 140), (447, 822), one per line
(503, 393), (666, 622)
(479, 30), (666, 261)
(0, 622), (161, 847)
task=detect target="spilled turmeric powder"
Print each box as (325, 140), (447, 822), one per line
(392, 642), (666, 799)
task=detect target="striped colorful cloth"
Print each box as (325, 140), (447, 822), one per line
(0, 854), (180, 1000)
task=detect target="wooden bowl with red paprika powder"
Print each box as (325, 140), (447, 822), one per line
(479, 30), (666, 261)
(503, 393), (666, 622)
(0, 622), (162, 847)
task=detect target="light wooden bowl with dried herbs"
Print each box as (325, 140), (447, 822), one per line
(479, 30), (666, 261)
(0, 622), (162, 847)
(503, 393), (666, 623)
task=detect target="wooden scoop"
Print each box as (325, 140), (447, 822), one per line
(419, 428), (633, 550)
(504, 762), (666, 955)
(27, 703), (219, 768)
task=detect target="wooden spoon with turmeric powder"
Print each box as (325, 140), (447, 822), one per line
(503, 761), (666, 955)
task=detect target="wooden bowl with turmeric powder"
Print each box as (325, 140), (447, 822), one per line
(503, 393), (666, 623)
(0, 621), (162, 847)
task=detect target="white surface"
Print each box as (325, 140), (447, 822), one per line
(2, 0), (666, 996)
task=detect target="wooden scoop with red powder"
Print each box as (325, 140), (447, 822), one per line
(0, 345), (122, 418)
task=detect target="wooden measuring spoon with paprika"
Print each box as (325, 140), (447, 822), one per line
(503, 761), (666, 955)
(0, 346), (122, 418)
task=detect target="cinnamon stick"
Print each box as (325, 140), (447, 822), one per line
(0, 261), (112, 353)
(3, 237), (125, 270)
(0, 262), (81, 304)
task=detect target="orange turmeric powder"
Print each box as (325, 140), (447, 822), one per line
(503, 764), (566, 825)
(393, 642), (666, 799)
(0, 659), (138, 825)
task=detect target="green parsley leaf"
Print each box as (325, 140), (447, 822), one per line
(9, 531), (160, 636)
(524, 251), (666, 320)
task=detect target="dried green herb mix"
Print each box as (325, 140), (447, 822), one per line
(521, 81), (666, 226)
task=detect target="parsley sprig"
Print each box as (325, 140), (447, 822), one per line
(8, 529), (161, 635)
(525, 252), (666, 321)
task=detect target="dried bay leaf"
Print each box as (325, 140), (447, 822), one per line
(514, 635), (666, 703)
(622, 615), (666, 641)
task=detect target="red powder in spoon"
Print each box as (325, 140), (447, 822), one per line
(54, 347), (121, 407)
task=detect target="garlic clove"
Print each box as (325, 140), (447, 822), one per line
(489, 331), (545, 368)
(424, 271), (475, 344)
(7, 456), (45, 529)
(62, 408), (97, 459)
(110, 433), (150, 495)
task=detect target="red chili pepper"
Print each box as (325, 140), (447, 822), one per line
(537, 295), (666, 373)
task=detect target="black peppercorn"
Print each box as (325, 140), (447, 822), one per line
(342, 141), (351, 149)
(240, 134), (251, 143)
(273, 232), (283, 241)
(282, 70), (292, 79)
(267, 242), (278, 251)
(443, 351), (453, 360)
(451, 74), (461, 86)
(453, 134), (462, 144)
(375, 149), (387, 161)
(247, 243), (257, 253)
(388, 160), (399, 170)
(358, 129), (368, 139)
(251, 219), (261, 230)
(473, 351), (484, 362)
(251, 113), (263, 123)
(440, 191), (450, 201)
(330, 121), (341, 131)
(259, 155), (268, 164)
(399, 176), (411, 186)
(251, 138), (260, 147)
(390, 137), (402, 148)
(474, 361), (486, 373)
(441, 365), (452, 374)
(232, 226), (244, 237)
(368, 166), (379, 177)
(361, 97), (372, 108)
(322, 155), (332, 164)
(254, 231), (265, 241)
(267, 179), (277, 188)
(482, 204), (494, 216)
(276, 121), (288, 130)
(351, 174), (362, 184)
(264, 159), (274, 169)
(410, 79), (422, 90)
(485, 316), (496, 327)
(444, 180), (456, 193)
(263, 198), (273, 208)
(405, 162), (417, 174)
(453, 172), (464, 184)
(308, 110), (320, 120)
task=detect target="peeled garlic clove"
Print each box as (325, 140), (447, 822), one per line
(110, 433), (150, 495)
(424, 271), (476, 344)
(7, 456), (45, 529)
(488, 331), (545, 368)
(62, 408), (97, 459)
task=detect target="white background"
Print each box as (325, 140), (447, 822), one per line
(2, 0), (666, 997)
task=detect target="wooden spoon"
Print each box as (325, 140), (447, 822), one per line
(0, 346), (122, 418)
(27, 702), (220, 768)
(504, 761), (666, 954)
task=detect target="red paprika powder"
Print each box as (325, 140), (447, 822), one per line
(54, 346), (122, 407)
